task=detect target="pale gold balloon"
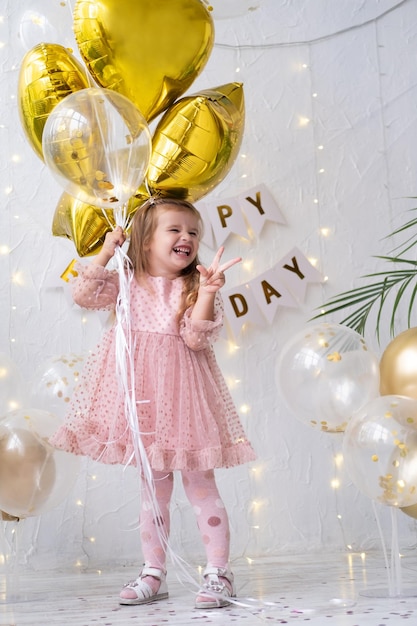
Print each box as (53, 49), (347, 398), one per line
(1, 511), (19, 522)
(0, 428), (56, 519)
(73, 0), (214, 122)
(18, 43), (90, 160)
(380, 327), (417, 399)
(147, 82), (245, 202)
(400, 502), (417, 519)
(52, 191), (148, 256)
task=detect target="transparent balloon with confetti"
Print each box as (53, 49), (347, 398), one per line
(30, 353), (85, 420)
(276, 322), (380, 433)
(343, 394), (417, 508)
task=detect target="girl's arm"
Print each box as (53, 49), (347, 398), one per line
(92, 226), (126, 267)
(191, 246), (241, 322)
(71, 227), (126, 310)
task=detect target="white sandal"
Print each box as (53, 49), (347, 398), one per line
(119, 566), (168, 605)
(195, 566), (235, 609)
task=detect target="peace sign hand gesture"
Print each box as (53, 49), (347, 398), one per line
(197, 246), (242, 294)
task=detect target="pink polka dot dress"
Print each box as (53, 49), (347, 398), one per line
(50, 264), (256, 471)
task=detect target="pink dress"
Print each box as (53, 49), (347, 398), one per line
(50, 264), (256, 471)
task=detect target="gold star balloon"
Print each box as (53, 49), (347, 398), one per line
(52, 190), (147, 257)
(147, 82), (245, 202)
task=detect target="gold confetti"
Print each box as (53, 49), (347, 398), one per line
(327, 352), (341, 362)
(97, 180), (115, 190)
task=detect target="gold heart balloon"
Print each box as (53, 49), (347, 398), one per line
(73, 0), (215, 122)
(18, 43), (90, 160)
(52, 191), (148, 257)
(146, 82), (245, 202)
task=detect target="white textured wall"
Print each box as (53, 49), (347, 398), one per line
(1, 0), (417, 571)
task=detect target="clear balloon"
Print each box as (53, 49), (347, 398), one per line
(147, 82), (245, 202)
(73, 0), (214, 122)
(0, 409), (80, 518)
(42, 88), (152, 209)
(30, 354), (85, 420)
(18, 43), (90, 160)
(0, 353), (29, 415)
(380, 327), (417, 399)
(343, 395), (417, 507)
(19, 4), (76, 51)
(276, 323), (380, 432)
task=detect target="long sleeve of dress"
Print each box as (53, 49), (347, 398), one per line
(179, 293), (224, 351)
(71, 263), (120, 311)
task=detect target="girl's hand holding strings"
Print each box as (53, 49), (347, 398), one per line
(197, 246), (242, 294)
(93, 226), (126, 266)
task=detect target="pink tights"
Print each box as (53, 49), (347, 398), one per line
(139, 469), (230, 585)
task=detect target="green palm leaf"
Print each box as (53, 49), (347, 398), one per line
(312, 205), (417, 339)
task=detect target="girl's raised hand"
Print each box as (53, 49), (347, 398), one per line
(197, 246), (242, 293)
(93, 226), (126, 266)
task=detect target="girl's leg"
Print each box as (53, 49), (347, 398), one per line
(120, 470), (173, 600)
(181, 469), (231, 569)
(181, 469), (234, 607)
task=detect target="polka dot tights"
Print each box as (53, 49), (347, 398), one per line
(139, 469), (230, 588)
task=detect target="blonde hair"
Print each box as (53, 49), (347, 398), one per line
(126, 197), (203, 321)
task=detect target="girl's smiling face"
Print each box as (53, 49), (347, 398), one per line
(145, 206), (201, 278)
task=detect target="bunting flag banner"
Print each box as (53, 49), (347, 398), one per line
(222, 283), (266, 337)
(238, 183), (286, 237)
(222, 248), (324, 335)
(275, 247), (324, 302)
(248, 267), (299, 324)
(198, 182), (286, 247)
(204, 196), (249, 246)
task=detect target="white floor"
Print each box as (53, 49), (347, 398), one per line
(1, 552), (417, 625)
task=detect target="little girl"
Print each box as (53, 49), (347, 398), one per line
(50, 197), (256, 608)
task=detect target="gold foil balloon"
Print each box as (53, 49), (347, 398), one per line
(52, 190), (148, 256)
(276, 323), (380, 433)
(147, 82), (245, 202)
(18, 43), (90, 160)
(380, 327), (417, 399)
(343, 395), (417, 507)
(53, 192), (116, 257)
(73, 0), (214, 122)
(42, 87), (152, 209)
(0, 408), (80, 519)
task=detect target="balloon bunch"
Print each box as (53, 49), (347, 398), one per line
(18, 0), (245, 256)
(276, 323), (417, 515)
